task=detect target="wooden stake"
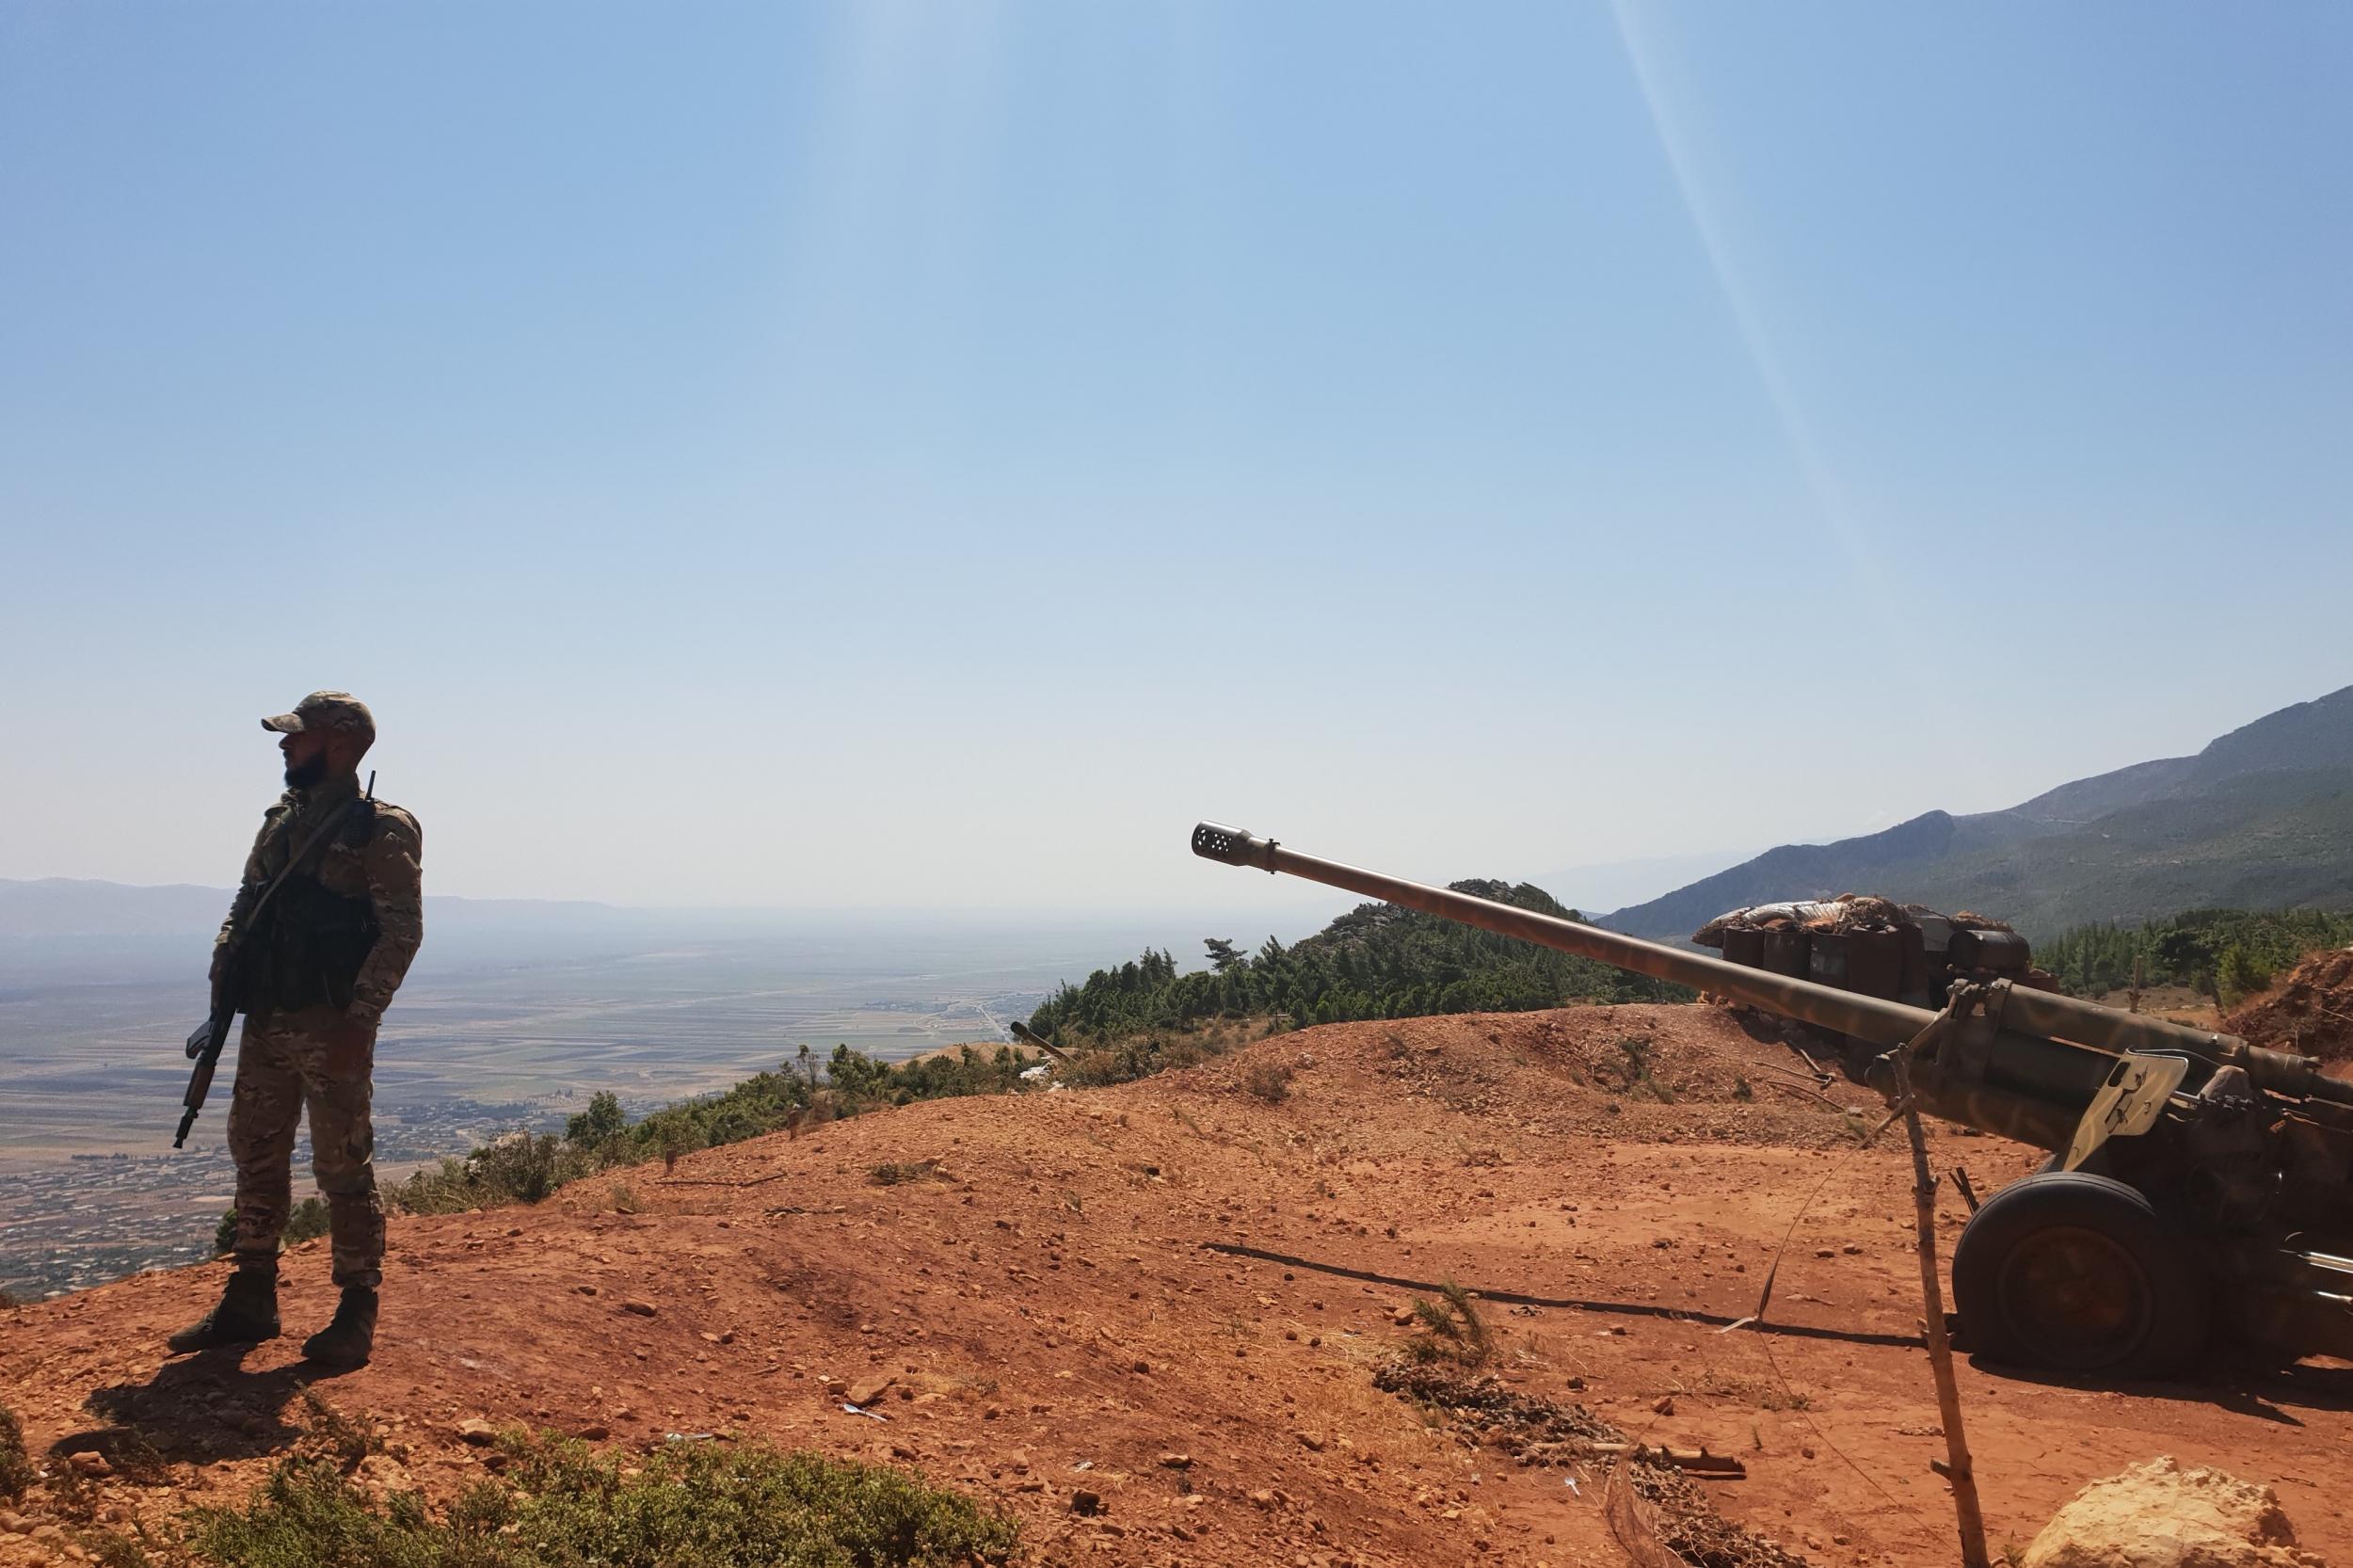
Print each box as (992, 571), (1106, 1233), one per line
(1891, 1050), (1992, 1568)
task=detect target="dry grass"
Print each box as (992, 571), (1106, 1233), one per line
(1241, 1062), (1296, 1104)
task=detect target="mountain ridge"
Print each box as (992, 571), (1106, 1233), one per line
(1604, 683), (2353, 940)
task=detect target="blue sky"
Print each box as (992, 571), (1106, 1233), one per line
(4, 2), (2347, 912)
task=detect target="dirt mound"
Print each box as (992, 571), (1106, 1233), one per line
(2227, 948), (2353, 1065)
(3, 1004), (2350, 1567)
(2022, 1456), (2324, 1568)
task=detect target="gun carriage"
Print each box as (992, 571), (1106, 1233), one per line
(1192, 822), (2353, 1377)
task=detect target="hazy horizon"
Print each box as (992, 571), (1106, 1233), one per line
(1, 835), (1755, 925)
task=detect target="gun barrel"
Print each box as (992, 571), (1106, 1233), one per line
(1995, 983), (2353, 1105)
(1191, 823), (1936, 1048)
(1190, 822), (2353, 1116)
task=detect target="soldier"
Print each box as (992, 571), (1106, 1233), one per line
(168, 692), (424, 1366)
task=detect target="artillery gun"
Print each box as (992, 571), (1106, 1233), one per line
(1192, 822), (2353, 1377)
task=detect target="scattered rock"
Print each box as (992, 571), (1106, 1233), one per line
(2023, 1457), (2323, 1568)
(456, 1417), (498, 1446)
(1070, 1489), (1103, 1516)
(67, 1450), (110, 1478)
(2228, 947), (2353, 1064)
(1651, 1396), (1674, 1416)
(621, 1299), (658, 1318)
(847, 1376), (896, 1406)
(1158, 1452), (1193, 1469)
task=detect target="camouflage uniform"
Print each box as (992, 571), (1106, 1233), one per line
(214, 703), (424, 1290)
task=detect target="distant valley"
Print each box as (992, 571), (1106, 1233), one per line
(0, 907), (1233, 1300)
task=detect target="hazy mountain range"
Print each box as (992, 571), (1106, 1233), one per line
(1602, 683), (2353, 941)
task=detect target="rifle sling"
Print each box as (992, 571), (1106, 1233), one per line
(231, 796), (365, 952)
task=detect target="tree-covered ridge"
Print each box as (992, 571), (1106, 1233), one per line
(2037, 907), (2353, 1003)
(1028, 878), (1689, 1042)
(1605, 684), (2353, 941)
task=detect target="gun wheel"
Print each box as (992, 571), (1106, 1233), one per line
(1951, 1170), (2207, 1377)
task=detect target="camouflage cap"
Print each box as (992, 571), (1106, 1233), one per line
(261, 691), (376, 741)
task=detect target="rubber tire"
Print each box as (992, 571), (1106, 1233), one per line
(1951, 1171), (2207, 1377)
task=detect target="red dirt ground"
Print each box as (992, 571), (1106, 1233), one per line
(7, 1003), (2353, 1567)
(2229, 947), (2353, 1067)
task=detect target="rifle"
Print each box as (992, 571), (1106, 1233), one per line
(176, 794), (366, 1148)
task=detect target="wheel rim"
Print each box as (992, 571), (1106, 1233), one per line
(1995, 1223), (2153, 1370)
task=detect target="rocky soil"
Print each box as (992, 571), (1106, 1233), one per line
(7, 1002), (2353, 1566)
(2230, 947), (2353, 1067)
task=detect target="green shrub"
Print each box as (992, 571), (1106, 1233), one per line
(1056, 1032), (1218, 1090)
(0, 1402), (32, 1502)
(214, 1197), (334, 1256)
(186, 1432), (1019, 1567)
(388, 1135), (622, 1216)
(2039, 907), (2353, 998)
(1401, 1280), (1492, 1368)
(1030, 892), (1689, 1045)
(1609, 1036), (1673, 1103)
(565, 1091), (626, 1144)
(81, 1530), (153, 1568)
(2217, 943), (2274, 1008)
(385, 1039), (1049, 1222)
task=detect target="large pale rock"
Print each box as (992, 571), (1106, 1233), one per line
(2024, 1457), (2325, 1568)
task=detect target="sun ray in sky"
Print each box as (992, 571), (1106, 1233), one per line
(1608, 0), (1902, 638)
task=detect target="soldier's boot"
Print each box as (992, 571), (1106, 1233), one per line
(167, 1268), (280, 1353)
(300, 1287), (378, 1368)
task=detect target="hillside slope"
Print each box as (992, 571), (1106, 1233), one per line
(8, 1006), (2353, 1566)
(1606, 683), (2353, 939)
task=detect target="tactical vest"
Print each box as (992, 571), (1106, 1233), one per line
(235, 801), (381, 1015)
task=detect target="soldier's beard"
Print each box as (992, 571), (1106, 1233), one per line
(284, 754), (329, 791)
